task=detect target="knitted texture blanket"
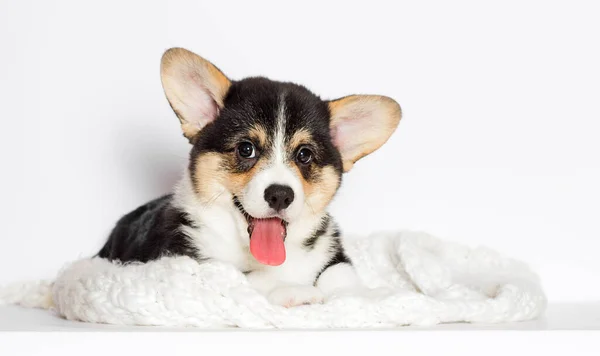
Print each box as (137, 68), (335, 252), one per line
(0, 230), (546, 328)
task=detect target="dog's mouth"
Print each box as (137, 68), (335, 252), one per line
(233, 197), (287, 266)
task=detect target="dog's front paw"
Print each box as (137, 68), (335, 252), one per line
(267, 285), (324, 308)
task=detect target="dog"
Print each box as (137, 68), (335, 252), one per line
(97, 47), (401, 307)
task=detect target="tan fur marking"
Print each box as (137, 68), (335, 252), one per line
(193, 153), (228, 203)
(194, 151), (273, 201)
(288, 129), (313, 152)
(290, 162), (340, 215)
(223, 158), (269, 196)
(248, 126), (268, 148)
(329, 95), (401, 172)
(303, 166), (340, 214)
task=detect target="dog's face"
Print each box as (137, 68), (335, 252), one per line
(160, 48), (401, 265)
(190, 77), (344, 223)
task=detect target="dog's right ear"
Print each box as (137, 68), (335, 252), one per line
(160, 47), (231, 142)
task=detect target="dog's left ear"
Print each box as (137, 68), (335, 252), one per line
(328, 95), (401, 172)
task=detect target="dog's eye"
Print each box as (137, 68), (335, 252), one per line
(237, 142), (256, 159)
(296, 147), (313, 165)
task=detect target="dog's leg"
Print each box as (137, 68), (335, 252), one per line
(315, 262), (364, 300)
(246, 271), (324, 308)
(266, 285), (324, 308)
(245, 270), (277, 296)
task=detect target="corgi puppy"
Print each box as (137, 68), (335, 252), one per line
(98, 47), (401, 307)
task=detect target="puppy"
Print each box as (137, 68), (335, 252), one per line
(98, 47), (401, 307)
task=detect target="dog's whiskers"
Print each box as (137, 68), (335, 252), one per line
(305, 199), (316, 215)
(202, 189), (225, 209)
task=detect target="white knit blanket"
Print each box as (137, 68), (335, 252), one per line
(0, 230), (546, 328)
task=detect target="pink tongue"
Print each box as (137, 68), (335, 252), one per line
(250, 218), (286, 266)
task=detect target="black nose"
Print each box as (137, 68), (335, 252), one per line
(264, 184), (294, 211)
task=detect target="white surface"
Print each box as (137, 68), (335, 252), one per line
(1, 333), (600, 356)
(1, 0), (599, 307)
(1, 303), (599, 331)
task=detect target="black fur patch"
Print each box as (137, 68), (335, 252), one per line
(303, 214), (331, 250)
(97, 195), (199, 263)
(232, 195), (249, 220)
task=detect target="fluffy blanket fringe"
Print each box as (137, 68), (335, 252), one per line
(0, 231), (546, 328)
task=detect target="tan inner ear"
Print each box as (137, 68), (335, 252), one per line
(329, 95), (401, 172)
(160, 47), (231, 140)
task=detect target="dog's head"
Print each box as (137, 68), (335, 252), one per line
(160, 47), (401, 265)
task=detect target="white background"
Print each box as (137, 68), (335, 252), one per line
(0, 0), (598, 306)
